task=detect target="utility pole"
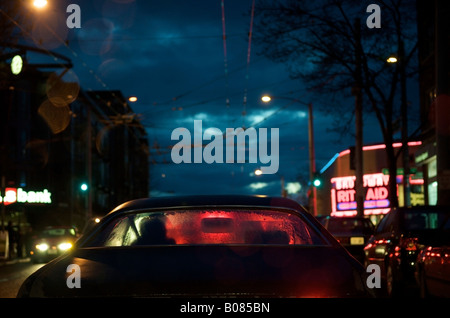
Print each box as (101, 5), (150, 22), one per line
(86, 105), (92, 224)
(307, 102), (317, 215)
(399, 39), (411, 207)
(353, 18), (364, 217)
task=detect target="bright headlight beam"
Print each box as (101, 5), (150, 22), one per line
(36, 243), (49, 251)
(58, 242), (73, 251)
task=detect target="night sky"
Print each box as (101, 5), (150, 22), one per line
(21, 0), (406, 203)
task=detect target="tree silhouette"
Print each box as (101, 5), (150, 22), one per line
(253, 0), (419, 209)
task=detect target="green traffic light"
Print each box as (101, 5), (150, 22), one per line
(11, 55), (23, 75)
(312, 172), (323, 187)
(313, 179), (322, 187)
(80, 183), (88, 191)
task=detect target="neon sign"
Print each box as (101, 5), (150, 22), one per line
(0, 188), (52, 205)
(330, 173), (391, 217)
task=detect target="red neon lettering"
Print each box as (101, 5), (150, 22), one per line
(337, 190), (355, 203)
(366, 187), (388, 200)
(2, 188), (17, 206)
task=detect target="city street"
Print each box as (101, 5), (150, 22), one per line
(1, 0), (449, 300)
(0, 259), (44, 298)
(0, 257), (422, 299)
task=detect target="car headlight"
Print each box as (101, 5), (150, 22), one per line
(36, 243), (49, 251)
(58, 242), (73, 251)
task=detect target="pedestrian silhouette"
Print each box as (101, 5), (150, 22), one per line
(6, 222), (16, 259)
(135, 218), (175, 245)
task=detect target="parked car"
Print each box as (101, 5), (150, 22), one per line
(30, 226), (78, 263)
(363, 205), (450, 297)
(415, 215), (450, 297)
(18, 195), (374, 298)
(320, 216), (374, 263)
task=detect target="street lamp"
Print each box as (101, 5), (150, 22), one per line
(387, 49), (410, 207)
(261, 95), (272, 103)
(33, 0), (48, 9)
(261, 94), (317, 215)
(254, 168), (286, 198)
(386, 56), (398, 64)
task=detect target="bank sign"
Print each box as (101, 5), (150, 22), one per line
(330, 173), (391, 217)
(0, 188), (52, 205)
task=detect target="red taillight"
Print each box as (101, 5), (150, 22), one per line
(400, 237), (418, 251)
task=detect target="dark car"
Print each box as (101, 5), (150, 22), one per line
(415, 214), (450, 297)
(363, 205), (450, 297)
(320, 216), (374, 263)
(18, 195), (374, 298)
(30, 226), (78, 263)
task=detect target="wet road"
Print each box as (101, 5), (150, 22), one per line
(0, 259), (44, 298)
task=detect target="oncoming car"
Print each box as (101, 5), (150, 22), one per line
(30, 226), (78, 263)
(18, 195), (374, 298)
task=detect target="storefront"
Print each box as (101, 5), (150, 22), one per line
(0, 187), (53, 259)
(1, 188), (52, 205)
(316, 141), (425, 225)
(413, 140), (438, 205)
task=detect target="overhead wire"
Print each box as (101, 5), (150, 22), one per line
(242, 0), (255, 120)
(78, 33), (244, 42)
(220, 0), (230, 109)
(139, 74), (294, 120)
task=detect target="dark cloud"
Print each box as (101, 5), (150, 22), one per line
(47, 0), (386, 200)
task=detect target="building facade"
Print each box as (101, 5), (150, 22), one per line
(316, 141), (424, 225)
(314, 0), (450, 224)
(1, 59), (149, 238)
(415, 0), (450, 205)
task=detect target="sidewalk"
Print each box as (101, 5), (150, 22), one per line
(0, 257), (31, 267)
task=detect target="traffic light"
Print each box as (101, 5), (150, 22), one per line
(80, 183), (88, 191)
(312, 173), (323, 188)
(11, 55), (24, 75)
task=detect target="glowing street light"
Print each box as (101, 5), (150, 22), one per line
(33, 0), (48, 9)
(387, 56), (398, 63)
(128, 96), (138, 103)
(261, 95), (272, 103)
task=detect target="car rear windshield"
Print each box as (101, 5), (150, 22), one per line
(84, 209), (328, 247)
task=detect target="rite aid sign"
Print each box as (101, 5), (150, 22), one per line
(0, 188), (52, 205)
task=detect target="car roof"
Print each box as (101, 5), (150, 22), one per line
(107, 195), (307, 216)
